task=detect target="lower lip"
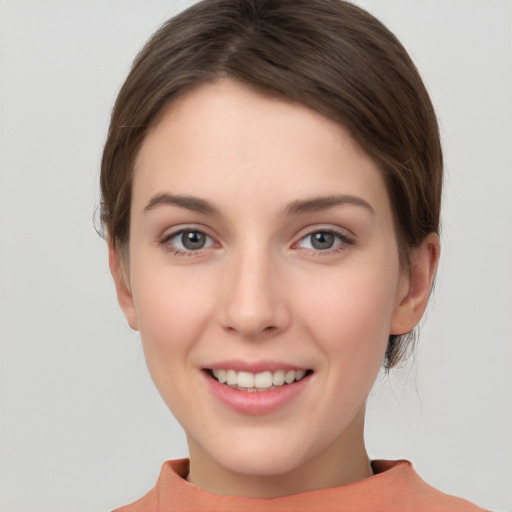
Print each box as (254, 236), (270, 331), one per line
(203, 371), (312, 415)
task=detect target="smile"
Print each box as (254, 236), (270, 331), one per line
(208, 369), (311, 392)
(203, 362), (314, 414)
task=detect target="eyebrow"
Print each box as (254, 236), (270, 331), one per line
(144, 193), (220, 215)
(143, 192), (374, 217)
(282, 195), (375, 216)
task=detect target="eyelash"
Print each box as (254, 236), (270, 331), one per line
(159, 227), (354, 256)
(293, 228), (354, 255)
(160, 229), (217, 256)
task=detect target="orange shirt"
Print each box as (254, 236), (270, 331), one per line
(113, 459), (487, 512)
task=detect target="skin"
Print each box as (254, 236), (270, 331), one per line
(110, 79), (439, 498)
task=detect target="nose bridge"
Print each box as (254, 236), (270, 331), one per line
(220, 240), (288, 337)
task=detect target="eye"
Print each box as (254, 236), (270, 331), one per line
(163, 229), (215, 253)
(296, 230), (351, 252)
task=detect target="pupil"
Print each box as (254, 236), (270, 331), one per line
(182, 231), (206, 250)
(311, 232), (334, 250)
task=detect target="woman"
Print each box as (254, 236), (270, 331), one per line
(100, 0), (486, 509)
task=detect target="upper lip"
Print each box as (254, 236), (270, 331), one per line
(204, 359), (310, 374)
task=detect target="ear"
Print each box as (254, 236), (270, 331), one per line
(108, 242), (139, 331)
(390, 232), (440, 335)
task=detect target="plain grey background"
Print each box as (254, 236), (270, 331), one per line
(0, 1), (511, 511)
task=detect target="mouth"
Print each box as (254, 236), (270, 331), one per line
(205, 368), (314, 392)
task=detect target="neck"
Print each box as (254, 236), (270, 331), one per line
(186, 409), (373, 498)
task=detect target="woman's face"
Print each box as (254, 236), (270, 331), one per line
(115, 79), (413, 491)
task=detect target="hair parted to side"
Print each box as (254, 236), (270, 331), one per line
(100, 0), (443, 369)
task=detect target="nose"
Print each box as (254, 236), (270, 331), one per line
(218, 246), (290, 338)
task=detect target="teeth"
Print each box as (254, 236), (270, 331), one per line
(284, 370), (296, 384)
(212, 369), (227, 383)
(226, 369), (237, 385)
(295, 369), (306, 380)
(210, 368), (309, 390)
(254, 371), (272, 388)
(237, 371), (255, 388)
(272, 369), (285, 386)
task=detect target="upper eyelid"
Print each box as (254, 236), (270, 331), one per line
(160, 229), (219, 257)
(160, 226), (219, 250)
(293, 224), (355, 241)
(161, 224), (216, 240)
(158, 224), (354, 247)
(290, 225), (356, 252)
(297, 231), (348, 245)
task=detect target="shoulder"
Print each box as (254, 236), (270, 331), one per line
(111, 488), (158, 512)
(111, 459), (188, 512)
(111, 459), (489, 512)
(370, 460), (489, 512)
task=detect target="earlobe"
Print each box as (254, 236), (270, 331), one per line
(108, 243), (139, 331)
(390, 233), (440, 335)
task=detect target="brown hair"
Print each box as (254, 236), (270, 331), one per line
(100, 0), (443, 369)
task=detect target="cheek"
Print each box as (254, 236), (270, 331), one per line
(130, 263), (216, 360)
(129, 265), (219, 416)
(294, 263), (398, 361)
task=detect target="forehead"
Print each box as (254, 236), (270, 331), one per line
(132, 79), (392, 223)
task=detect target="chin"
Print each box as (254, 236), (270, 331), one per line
(208, 431), (314, 477)
(222, 452), (303, 477)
